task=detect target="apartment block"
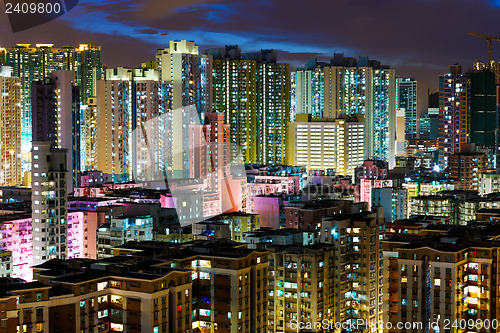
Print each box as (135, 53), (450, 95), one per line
(384, 225), (500, 333)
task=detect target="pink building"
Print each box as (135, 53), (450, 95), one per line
(67, 212), (86, 259)
(0, 214), (32, 281)
(360, 179), (394, 210)
(0, 212), (94, 281)
(252, 196), (283, 229)
(355, 160), (388, 182)
(252, 175), (300, 196)
(247, 175), (300, 214)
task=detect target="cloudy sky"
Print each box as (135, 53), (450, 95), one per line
(1, 0), (499, 91)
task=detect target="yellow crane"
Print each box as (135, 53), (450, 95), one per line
(468, 32), (500, 64)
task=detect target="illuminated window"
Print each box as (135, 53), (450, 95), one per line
(98, 310), (108, 318)
(434, 279), (441, 286)
(110, 323), (123, 331)
(401, 276), (407, 283)
(199, 260), (211, 268)
(98, 296), (107, 304)
(97, 282), (107, 291)
(110, 295), (122, 304)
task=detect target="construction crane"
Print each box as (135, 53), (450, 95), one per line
(468, 32), (500, 64)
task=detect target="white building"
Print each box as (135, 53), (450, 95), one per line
(287, 114), (364, 177)
(31, 141), (68, 266)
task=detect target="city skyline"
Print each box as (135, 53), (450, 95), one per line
(2, 2), (500, 333)
(1, 0), (500, 91)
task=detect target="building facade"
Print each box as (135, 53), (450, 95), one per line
(1, 43), (102, 155)
(0, 69), (22, 185)
(287, 114), (364, 177)
(209, 46), (291, 164)
(438, 65), (469, 168)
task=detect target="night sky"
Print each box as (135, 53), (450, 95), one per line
(1, 0), (500, 91)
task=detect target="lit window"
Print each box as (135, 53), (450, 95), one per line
(110, 323), (123, 331)
(434, 279), (441, 286)
(110, 295), (122, 304)
(199, 309), (210, 316)
(199, 260), (211, 268)
(98, 310), (108, 318)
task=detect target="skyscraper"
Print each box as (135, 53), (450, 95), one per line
(95, 72), (133, 183)
(0, 67), (22, 186)
(438, 65), (469, 168)
(96, 67), (176, 183)
(1, 44), (102, 155)
(292, 59), (323, 118)
(32, 70), (80, 193)
(469, 66), (497, 167)
(31, 141), (68, 266)
(156, 41), (212, 177)
(292, 54), (397, 168)
(81, 97), (97, 171)
(208, 46), (291, 164)
(398, 78), (428, 140)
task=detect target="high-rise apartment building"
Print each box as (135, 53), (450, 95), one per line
(81, 97), (97, 171)
(95, 74), (133, 182)
(156, 41), (212, 177)
(438, 65), (469, 168)
(0, 67), (22, 185)
(1, 43), (102, 154)
(449, 150), (488, 191)
(398, 78), (428, 140)
(384, 226), (500, 333)
(32, 70), (80, 192)
(95, 68), (171, 182)
(293, 54), (397, 168)
(320, 208), (385, 331)
(291, 59), (323, 118)
(31, 141), (68, 266)
(287, 114), (364, 177)
(266, 244), (336, 332)
(208, 46), (291, 164)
